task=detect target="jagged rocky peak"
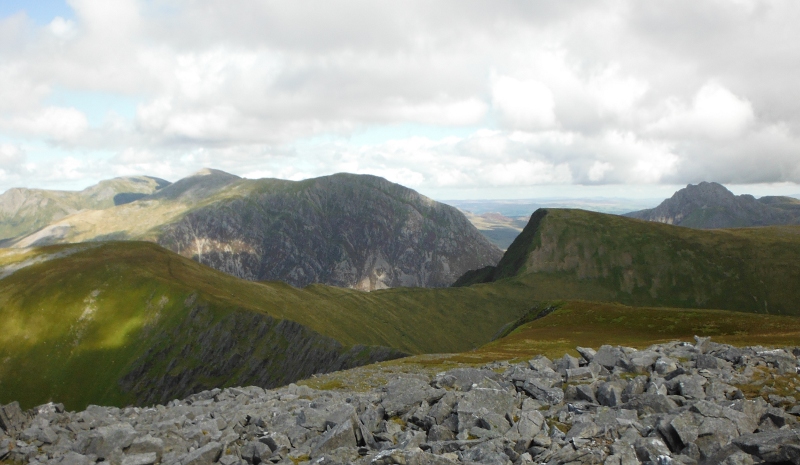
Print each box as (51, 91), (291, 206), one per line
(626, 181), (800, 229)
(673, 181), (737, 204)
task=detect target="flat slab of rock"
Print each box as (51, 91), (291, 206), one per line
(381, 378), (444, 417)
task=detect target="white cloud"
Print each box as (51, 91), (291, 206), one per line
(386, 97), (488, 126)
(67, 0), (140, 39)
(0, 144), (25, 168)
(0, 0), (800, 195)
(3, 107), (89, 142)
(485, 159), (572, 185)
(48, 17), (77, 39)
(587, 65), (649, 116)
(650, 82), (754, 140)
(588, 161), (613, 182)
(492, 76), (557, 130)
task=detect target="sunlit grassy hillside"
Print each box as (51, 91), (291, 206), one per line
(0, 242), (531, 409)
(300, 299), (800, 392)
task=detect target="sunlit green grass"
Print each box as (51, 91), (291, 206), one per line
(0, 241), (532, 409)
(453, 300), (800, 363)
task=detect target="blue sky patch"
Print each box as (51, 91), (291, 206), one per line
(0, 0), (74, 24)
(46, 89), (139, 127)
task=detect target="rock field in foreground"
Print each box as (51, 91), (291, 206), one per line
(2, 337), (800, 465)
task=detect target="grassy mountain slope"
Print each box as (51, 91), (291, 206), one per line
(0, 242), (529, 409)
(470, 300), (800, 362)
(456, 208), (800, 314)
(0, 176), (169, 242)
(8, 170), (501, 290)
(301, 299), (800, 393)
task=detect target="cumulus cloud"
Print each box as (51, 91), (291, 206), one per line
(1, 0), (800, 194)
(492, 76), (557, 129)
(48, 17), (77, 39)
(3, 106), (89, 143)
(649, 82), (754, 140)
(0, 144), (25, 167)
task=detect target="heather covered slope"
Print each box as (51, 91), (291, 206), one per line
(7, 170), (501, 290)
(625, 181), (800, 228)
(0, 242), (528, 409)
(455, 208), (800, 314)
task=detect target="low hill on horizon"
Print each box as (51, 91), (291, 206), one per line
(2, 170), (501, 290)
(625, 181), (800, 228)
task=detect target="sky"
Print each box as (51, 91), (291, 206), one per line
(1, 1), (800, 201)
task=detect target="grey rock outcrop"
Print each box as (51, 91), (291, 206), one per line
(3, 337), (800, 465)
(626, 181), (800, 229)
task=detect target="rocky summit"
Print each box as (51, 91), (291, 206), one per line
(2, 337), (799, 465)
(625, 182), (800, 229)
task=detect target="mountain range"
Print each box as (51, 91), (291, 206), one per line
(0, 175), (169, 242)
(4, 202), (800, 409)
(0, 169), (501, 290)
(625, 181), (800, 228)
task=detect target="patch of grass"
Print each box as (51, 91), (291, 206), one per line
(735, 366), (800, 405)
(293, 301), (800, 400)
(436, 300), (800, 363)
(289, 454), (310, 465)
(546, 418), (570, 433)
(389, 417), (407, 430)
(304, 378), (346, 391)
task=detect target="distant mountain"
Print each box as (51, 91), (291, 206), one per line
(0, 176), (169, 243)
(625, 181), (800, 228)
(4, 170), (501, 290)
(455, 208), (800, 315)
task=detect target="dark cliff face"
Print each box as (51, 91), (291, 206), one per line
(157, 174), (503, 290)
(119, 302), (406, 406)
(625, 181), (800, 229)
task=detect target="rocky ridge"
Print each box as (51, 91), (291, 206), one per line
(625, 182), (800, 229)
(2, 337), (800, 465)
